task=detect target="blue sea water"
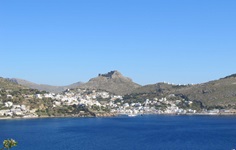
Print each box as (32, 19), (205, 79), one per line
(0, 115), (236, 150)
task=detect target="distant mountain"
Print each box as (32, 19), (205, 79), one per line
(7, 78), (83, 93)
(79, 71), (141, 95)
(132, 74), (236, 107)
(0, 77), (27, 90)
(4, 72), (236, 107)
(6, 70), (140, 94)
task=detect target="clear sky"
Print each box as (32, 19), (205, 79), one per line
(0, 0), (236, 86)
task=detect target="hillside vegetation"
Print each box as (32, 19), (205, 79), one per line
(0, 77), (27, 90)
(2, 72), (236, 113)
(131, 75), (236, 107)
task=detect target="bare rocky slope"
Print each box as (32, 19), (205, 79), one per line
(79, 71), (141, 95)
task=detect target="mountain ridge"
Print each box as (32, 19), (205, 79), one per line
(3, 72), (236, 107)
(6, 78), (83, 93)
(132, 74), (236, 107)
(5, 70), (141, 95)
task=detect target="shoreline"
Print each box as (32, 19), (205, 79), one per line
(0, 115), (115, 120)
(1, 112), (236, 120)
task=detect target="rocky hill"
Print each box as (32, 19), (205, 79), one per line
(7, 78), (83, 93)
(6, 71), (140, 95)
(79, 71), (141, 95)
(131, 74), (236, 107)
(176, 75), (236, 107)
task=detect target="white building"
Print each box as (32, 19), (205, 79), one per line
(5, 101), (13, 107)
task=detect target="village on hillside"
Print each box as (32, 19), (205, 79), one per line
(1, 87), (236, 119)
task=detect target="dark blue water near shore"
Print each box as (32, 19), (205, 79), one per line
(1, 115), (236, 150)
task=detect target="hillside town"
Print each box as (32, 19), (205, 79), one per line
(1, 88), (236, 119)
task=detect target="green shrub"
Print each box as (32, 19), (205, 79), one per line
(1, 139), (17, 150)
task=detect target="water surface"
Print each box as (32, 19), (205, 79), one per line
(1, 115), (236, 150)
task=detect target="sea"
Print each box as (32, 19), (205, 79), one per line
(0, 115), (236, 150)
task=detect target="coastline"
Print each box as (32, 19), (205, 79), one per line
(1, 112), (236, 120)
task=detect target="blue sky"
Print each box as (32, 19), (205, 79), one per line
(0, 0), (236, 86)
